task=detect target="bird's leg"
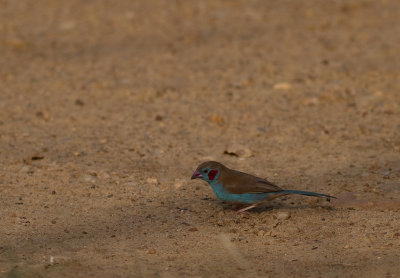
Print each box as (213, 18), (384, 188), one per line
(236, 203), (258, 214)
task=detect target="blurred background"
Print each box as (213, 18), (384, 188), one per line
(1, 1), (399, 277)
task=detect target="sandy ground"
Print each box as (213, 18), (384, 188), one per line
(1, 0), (400, 277)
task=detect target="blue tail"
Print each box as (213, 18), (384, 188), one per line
(280, 190), (336, 201)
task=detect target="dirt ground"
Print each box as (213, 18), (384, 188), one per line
(1, 1), (400, 277)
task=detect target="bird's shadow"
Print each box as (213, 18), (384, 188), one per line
(219, 198), (334, 214)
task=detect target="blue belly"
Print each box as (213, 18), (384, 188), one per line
(209, 183), (273, 204)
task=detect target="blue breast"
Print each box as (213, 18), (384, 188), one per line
(209, 182), (272, 204)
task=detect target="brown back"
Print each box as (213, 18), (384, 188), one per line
(218, 167), (283, 194)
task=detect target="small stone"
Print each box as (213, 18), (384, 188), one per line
(31, 155), (44, 160)
(83, 174), (98, 183)
(225, 143), (253, 158)
(20, 165), (32, 173)
(146, 178), (158, 184)
(35, 111), (51, 120)
(75, 99), (85, 106)
(147, 249), (156, 254)
(382, 171), (390, 179)
(123, 181), (137, 187)
(188, 227), (198, 232)
(276, 211), (291, 220)
(174, 179), (185, 189)
(302, 97), (319, 106)
(265, 231), (273, 236)
(210, 114), (225, 126)
(273, 82), (292, 90)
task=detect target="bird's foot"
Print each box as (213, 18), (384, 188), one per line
(236, 204), (258, 214)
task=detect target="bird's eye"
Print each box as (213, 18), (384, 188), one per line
(203, 169), (209, 173)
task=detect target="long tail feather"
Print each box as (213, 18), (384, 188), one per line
(280, 190), (336, 201)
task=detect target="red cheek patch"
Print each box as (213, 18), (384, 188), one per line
(208, 170), (218, 181)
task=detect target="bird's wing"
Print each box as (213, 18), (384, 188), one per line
(220, 169), (283, 194)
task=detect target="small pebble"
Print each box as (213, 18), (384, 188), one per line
(75, 99), (85, 106)
(123, 181), (136, 187)
(174, 179), (184, 189)
(31, 155), (44, 160)
(276, 211), (291, 220)
(20, 165), (31, 173)
(146, 177), (158, 184)
(302, 97), (319, 106)
(273, 82), (292, 90)
(225, 143), (253, 158)
(210, 114), (225, 125)
(83, 174), (98, 183)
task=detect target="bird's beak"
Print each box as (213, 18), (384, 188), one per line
(191, 170), (202, 180)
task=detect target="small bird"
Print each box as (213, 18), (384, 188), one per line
(191, 161), (335, 213)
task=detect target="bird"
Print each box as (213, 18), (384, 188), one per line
(191, 161), (335, 213)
